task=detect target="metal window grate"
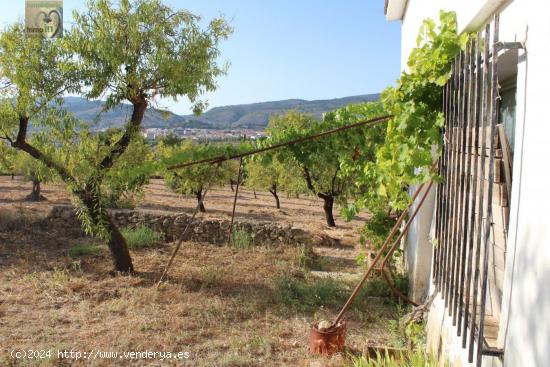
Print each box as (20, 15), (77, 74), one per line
(432, 15), (505, 366)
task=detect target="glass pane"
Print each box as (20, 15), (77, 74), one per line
(499, 86), (516, 155)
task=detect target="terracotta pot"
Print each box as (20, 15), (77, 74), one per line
(309, 321), (346, 356)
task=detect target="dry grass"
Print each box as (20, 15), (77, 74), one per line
(0, 177), (405, 366)
(0, 176), (368, 243)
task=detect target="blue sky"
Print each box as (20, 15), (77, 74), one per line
(1, 1), (402, 115)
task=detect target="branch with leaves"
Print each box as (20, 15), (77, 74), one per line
(0, 0), (231, 272)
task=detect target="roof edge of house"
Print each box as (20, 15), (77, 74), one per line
(461, 0), (511, 33)
(385, 0), (408, 21)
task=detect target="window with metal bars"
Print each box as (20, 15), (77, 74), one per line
(432, 15), (520, 366)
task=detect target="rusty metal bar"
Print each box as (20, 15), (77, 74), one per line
(447, 51), (462, 313)
(469, 22), (492, 363)
(434, 77), (449, 290)
(463, 32), (482, 348)
(448, 53), (462, 309)
(457, 38), (475, 336)
(443, 59), (459, 307)
(167, 115), (392, 170)
(380, 268), (419, 306)
(477, 14), (500, 367)
(439, 79), (452, 292)
(332, 180), (433, 327)
(228, 157), (244, 246)
(453, 46), (469, 325)
(157, 164), (221, 285)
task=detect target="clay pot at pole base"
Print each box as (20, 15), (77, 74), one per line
(309, 321), (346, 356)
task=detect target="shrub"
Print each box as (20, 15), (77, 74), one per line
(274, 275), (409, 313)
(48, 267), (70, 288)
(274, 277), (346, 312)
(200, 266), (222, 288)
(357, 274), (409, 301)
(121, 225), (164, 250)
(68, 243), (102, 258)
(231, 228), (253, 250)
(296, 245), (328, 271)
(349, 349), (440, 367)
(361, 211), (396, 250)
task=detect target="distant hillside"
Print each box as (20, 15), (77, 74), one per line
(61, 93), (380, 131)
(184, 94), (380, 130)
(61, 97), (183, 130)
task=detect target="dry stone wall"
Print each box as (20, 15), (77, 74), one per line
(48, 206), (313, 246)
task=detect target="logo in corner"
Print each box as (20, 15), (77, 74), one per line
(25, 0), (63, 38)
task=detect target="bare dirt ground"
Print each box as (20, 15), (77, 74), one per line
(0, 177), (406, 366)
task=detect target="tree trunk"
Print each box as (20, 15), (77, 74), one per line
(28, 178), (42, 201)
(105, 215), (134, 273)
(321, 194), (336, 227)
(81, 189), (134, 273)
(10, 100), (146, 274)
(269, 185), (281, 209)
(303, 166), (337, 227)
(269, 184), (280, 209)
(98, 97), (145, 273)
(196, 190), (206, 212)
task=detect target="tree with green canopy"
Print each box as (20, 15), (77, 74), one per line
(99, 129), (155, 208)
(245, 155), (306, 209)
(0, 141), (16, 179)
(159, 132), (183, 147)
(160, 140), (240, 212)
(266, 103), (386, 227)
(0, 0), (231, 272)
(12, 137), (59, 201)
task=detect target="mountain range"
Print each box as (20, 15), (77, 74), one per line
(61, 93), (380, 131)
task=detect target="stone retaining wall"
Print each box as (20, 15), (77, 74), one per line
(48, 206), (313, 246)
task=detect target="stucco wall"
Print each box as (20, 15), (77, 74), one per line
(500, 1), (550, 366)
(405, 184), (436, 304)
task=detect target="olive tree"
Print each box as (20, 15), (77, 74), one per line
(0, 0), (231, 272)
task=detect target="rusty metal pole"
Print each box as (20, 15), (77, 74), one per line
(331, 180), (434, 327)
(228, 157), (244, 246)
(167, 115), (392, 170)
(376, 180), (436, 306)
(157, 164), (221, 286)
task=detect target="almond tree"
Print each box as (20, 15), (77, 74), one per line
(100, 129), (154, 208)
(245, 156), (306, 209)
(12, 137), (58, 201)
(161, 140), (238, 212)
(0, 141), (16, 179)
(266, 104), (386, 227)
(0, 0), (231, 272)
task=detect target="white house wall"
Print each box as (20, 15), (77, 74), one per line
(500, 1), (550, 366)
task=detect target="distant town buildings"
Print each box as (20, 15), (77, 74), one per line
(140, 127), (266, 142)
